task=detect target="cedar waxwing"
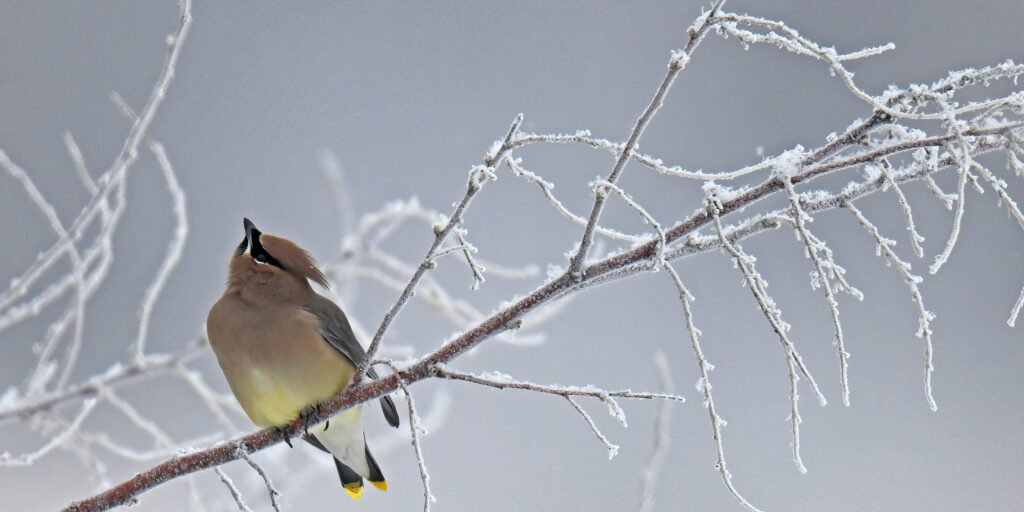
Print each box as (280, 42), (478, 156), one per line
(206, 218), (400, 499)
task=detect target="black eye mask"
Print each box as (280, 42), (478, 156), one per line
(241, 218), (285, 270)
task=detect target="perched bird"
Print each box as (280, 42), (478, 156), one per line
(207, 218), (400, 499)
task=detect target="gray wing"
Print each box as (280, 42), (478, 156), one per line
(304, 294), (400, 428)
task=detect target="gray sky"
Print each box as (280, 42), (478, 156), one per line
(1, 1), (1022, 511)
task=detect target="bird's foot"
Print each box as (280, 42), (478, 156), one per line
(299, 403), (323, 436)
(276, 426), (294, 448)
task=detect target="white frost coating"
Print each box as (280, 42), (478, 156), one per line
(478, 370), (515, 382)
(847, 203), (937, 411)
(1009, 284), (1024, 327)
(710, 198), (825, 474)
(566, 396), (619, 460)
(5, 2), (1023, 510)
(507, 157), (639, 242)
(880, 162), (926, 258)
(702, 180), (751, 204)
(771, 145), (807, 178)
(484, 139), (504, 163)
(669, 49), (690, 69)
(27, 360), (57, 395)
(783, 177), (851, 406)
(0, 387), (18, 410)
(215, 468), (254, 512)
(929, 129), (975, 275)
(663, 262), (762, 512)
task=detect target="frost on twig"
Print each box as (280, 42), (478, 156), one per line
(216, 467), (255, 512)
(710, 194), (824, 474)
(355, 113), (525, 385)
(846, 202), (938, 411)
(329, 195), (553, 349)
(434, 364), (684, 405)
(878, 159), (926, 258)
(782, 177), (852, 406)
(383, 362), (436, 512)
(6, 1), (1024, 511)
(432, 362), (690, 461)
(1010, 286), (1024, 328)
(662, 263), (761, 512)
(566, 396), (620, 460)
(929, 142), (974, 275)
(506, 156), (637, 242)
(235, 445), (283, 512)
(110, 92), (190, 363)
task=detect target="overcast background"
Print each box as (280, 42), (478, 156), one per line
(2, 1), (1023, 511)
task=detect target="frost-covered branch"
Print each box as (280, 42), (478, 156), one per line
(783, 177), (852, 406)
(846, 202), (938, 411)
(434, 365), (685, 405)
(566, 0), (726, 277)
(354, 113), (525, 384)
(710, 198), (823, 474)
(3, 2), (1021, 511)
(662, 263), (760, 511)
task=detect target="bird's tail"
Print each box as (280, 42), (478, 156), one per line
(333, 440), (387, 499)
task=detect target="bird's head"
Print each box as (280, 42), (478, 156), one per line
(226, 218), (329, 296)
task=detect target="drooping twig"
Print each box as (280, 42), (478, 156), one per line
(565, 395), (620, 460)
(929, 143), (973, 274)
(783, 177), (852, 406)
(216, 468), (254, 512)
(879, 159), (926, 258)
(0, 398), (98, 467)
(384, 362), (436, 512)
(662, 263), (762, 511)
(846, 202), (937, 411)
(711, 195), (824, 474)
(235, 446), (283, 512)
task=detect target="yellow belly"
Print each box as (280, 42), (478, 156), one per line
(207, 297), (356, 428)
(234, 362), (352, 427)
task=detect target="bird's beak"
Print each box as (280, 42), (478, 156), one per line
(243, 218), (257, 251)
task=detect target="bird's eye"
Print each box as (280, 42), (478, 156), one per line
(254, 253), (268, 264)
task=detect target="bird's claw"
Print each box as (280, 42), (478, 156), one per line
(276, 426), (294, 448)
(299, 403), (323, 436)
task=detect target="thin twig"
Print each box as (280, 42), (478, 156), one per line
(846, 202), (937, 411)
(216, 468), (254, 512)
(567, 0), (726, 278)
(355, 113), (524, 384)
(236, 446), (283, 512)
(110, 92), (190, 362)
(663, 263), (762, 512)
(783, 177), (851, 406)
(565, 396), (619, 460)
(711, 198), (822, 473)
(434, 365), (685, 403)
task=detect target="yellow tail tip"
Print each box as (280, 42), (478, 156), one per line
(344, 482), (364, 500)
(369, 480), (388, 492)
